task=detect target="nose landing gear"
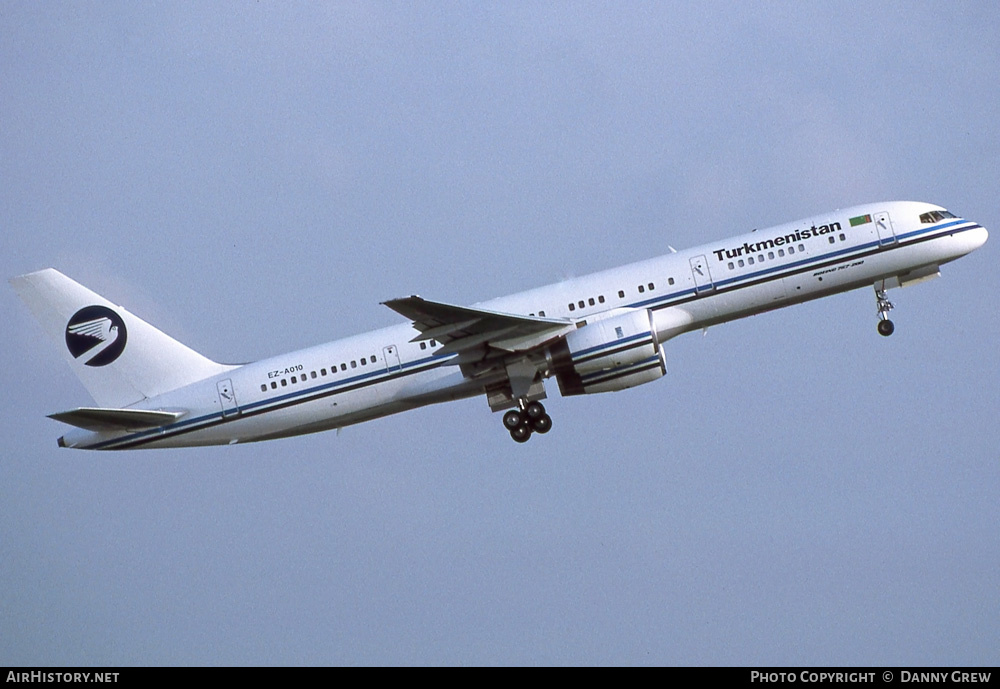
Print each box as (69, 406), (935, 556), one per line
(875, 284), (895, 337)
(502, 401), (552, 443)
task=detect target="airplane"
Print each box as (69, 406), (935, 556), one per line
(10, 200), (987, 450)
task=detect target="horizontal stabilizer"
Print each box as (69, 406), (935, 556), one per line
(48, 407), (185, 432)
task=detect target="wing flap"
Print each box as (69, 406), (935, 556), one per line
(410, 319), (480, 343)
(48, 407), (185, 432)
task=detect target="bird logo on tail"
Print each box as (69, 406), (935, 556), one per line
(65, 306), (127, 366)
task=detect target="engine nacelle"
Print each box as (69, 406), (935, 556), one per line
(549, 309), (666, 396)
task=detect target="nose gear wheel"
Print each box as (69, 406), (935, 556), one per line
(874, 284), (895, 337)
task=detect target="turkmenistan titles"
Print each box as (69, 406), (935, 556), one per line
(712, 222), (842, 261)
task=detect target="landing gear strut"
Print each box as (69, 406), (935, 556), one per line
(875, 284), (895, 337)
(502, 400), (552, 443)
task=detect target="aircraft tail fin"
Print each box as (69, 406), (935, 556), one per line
(10, 268), (234, 408)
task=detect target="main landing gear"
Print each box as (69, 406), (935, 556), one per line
(502, 401), (552, 443)
(875, 284), (895, 337)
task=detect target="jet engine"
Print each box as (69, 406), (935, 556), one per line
(548, 309), (666, 396)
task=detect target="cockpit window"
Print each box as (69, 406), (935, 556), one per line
(919, 210), (957, 223)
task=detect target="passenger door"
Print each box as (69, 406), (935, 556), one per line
(874, 211), (896, 246)
(216, 379), (240, 418)
(690, 255), (715, 294)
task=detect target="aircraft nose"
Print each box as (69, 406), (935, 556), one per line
(969, 224), (989, 250)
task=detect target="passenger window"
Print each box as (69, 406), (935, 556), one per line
(829, 236), (835, 244)
(748, 257), (755, 265)
(788, 247), (795, 255)
(261, 384), (267, 392)
(638, 285), (645, 293)
(668, 277), (674, 285)
(281, 379), (287, 387)
(728, 262), (734, 270)
(778, 249), (785, 257)
(738, 259), (745, 267)
(271, 381), (277, 390)
(839, 233), (845, 241)
(351, 361), (356, 369)
(361, 357), (367, 365)
(568, 303), (575, 311)
(588, 297), (595, 306)
(618, 290), (625, 298)
(291, 375), (297, 384)
(539, 310), (545, 317)
(768, 252), (774, 259)
(340, 363), (347, 371)
(578, 300), (585, 309)
(648, 283), (654, 290)
(598, 296), (605, 304)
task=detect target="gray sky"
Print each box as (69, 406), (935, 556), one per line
(2, 1), (998, 666)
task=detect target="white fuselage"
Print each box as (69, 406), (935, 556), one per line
(59, 201), (987, 450)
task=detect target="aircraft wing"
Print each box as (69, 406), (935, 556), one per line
(382, 295), (575, 356)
